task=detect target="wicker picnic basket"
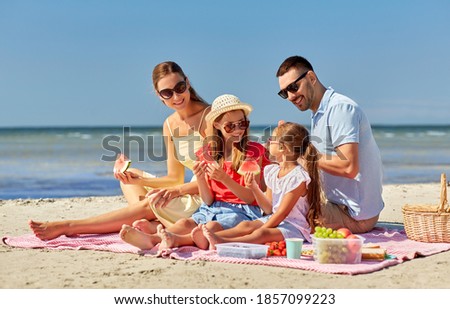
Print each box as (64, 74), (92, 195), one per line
(402, 173), (450, 243)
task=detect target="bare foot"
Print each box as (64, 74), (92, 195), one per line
(119, 224), (158, 250)
(157, 224), (180, 249)
(28, 219), (69, 240)
(132, 219), (159, 234)
(191, 224), (209, 250)
(202, 225), (223, 250)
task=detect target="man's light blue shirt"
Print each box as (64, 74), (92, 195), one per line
(311, 87), (384, 220)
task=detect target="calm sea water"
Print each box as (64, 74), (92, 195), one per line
(0, 125), (449, 199)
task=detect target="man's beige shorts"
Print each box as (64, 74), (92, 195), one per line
(320, 201), (379, 233)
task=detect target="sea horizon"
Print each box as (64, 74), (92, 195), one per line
(1, 124), (449, 200)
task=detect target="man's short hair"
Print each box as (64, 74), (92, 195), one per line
(276, 56), (314, 77)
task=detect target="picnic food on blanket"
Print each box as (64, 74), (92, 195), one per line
(360, 243), (388, 261)
(113, 154), (131, 173)
(265, 240), (287, 256)
(215, 242), (269, 259)
(336, 228), (352, 238)
(313, 236), (363, 264)
(313, 226), (355, 239)
(311, 226), (365, 263)
(312, 233), (364, 264)
(363, 242), (381, 248)
(237, 160), (261, 176)
(361, 247), (387, 261)
(301, 249), (314, 257)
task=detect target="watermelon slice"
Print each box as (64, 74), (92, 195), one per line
(114, 154), (131, 173)
(237, 160), (260, 176)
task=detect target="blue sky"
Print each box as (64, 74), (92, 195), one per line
(1, 0), (449, 128)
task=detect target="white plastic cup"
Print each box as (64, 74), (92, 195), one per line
(286, 238), (304, 259)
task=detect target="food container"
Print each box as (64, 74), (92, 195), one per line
(312, 235), (364, 264)
(215, 242), (269, 259)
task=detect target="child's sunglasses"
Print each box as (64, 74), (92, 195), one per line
(159, 79), (187, 99)
(222, 120), (250, 133)
(277, 71), (309, 99)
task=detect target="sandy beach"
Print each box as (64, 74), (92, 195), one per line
(1, 182), (450, 289)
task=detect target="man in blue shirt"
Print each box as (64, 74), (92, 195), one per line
(276, 55), (384, 233)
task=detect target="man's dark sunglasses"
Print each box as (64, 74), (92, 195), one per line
(277, 71), (309, 99)
(159, 79), (187, 99)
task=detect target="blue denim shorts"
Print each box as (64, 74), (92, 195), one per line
(258, 215), (304, 240)
(191, 201), (262, 230)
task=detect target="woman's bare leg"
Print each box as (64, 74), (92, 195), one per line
(120, 168), (149, 204)
(29, 198), (156, 240)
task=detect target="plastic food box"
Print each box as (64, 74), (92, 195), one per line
(312, 236), (364, 264)
(215, 242), (269, 259)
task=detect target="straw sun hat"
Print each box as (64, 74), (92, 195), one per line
(205, 94), (253, 123)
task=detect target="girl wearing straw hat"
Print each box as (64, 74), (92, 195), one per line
(120, 94), (271, 250)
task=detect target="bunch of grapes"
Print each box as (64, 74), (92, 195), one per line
(312, 226), (363, 264)
(313, 226), (345, 239)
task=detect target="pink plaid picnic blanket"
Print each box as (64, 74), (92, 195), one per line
(3, 227), (450, 275)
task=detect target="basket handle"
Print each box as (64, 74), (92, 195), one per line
(438, 173), (449, 213)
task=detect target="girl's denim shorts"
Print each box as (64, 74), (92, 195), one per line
(191, 201), (262, 229)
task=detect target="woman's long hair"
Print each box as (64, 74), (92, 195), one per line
(152, 61), (207, 104)
(276, 122), (323, 231)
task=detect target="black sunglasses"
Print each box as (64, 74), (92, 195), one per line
(159, 79), (187, 99)
(277, 71), (309, 99)
(223, 120), (250, 133)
